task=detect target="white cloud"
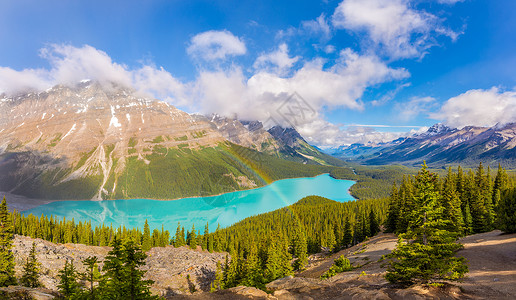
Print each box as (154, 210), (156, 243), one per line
(187, 30), (246, 61)
(332, 0), (459, 59)
(253, 43), (300, 75)
(40, 44), (132, 88)
(297, 119), (422, 146)
(0, 44), (411, 148)
(432, 87), (516, 129)
(437, 0), (464, 4)
(396, 96), (436, 121)
(194, 48), (409, 127)
(0, 44), (187, 105)
(301, 14), (332, 41)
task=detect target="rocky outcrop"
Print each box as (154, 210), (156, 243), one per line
(11, 235), (226, 297)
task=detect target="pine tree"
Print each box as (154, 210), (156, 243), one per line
(369, 208), (380, 237)
(83, 256), (100, 299)
(292, 228), (308, 271)
(471, 163), (489, 233)
(0, 197), (16, 287)
(57, 260), (80, 298)
(121, 241), (157, 300)
(386, 163), (468, 285)
(396, 176), (414, 233)
(202, 222), (209, 250)
(441, 167), (464, 234)
(100, 237), (125, 299)
(498, 188), (516, 233)
(242, 243), (263, 288)
(493, 164), (508, 207)
(225, 247), (239, 288)
(210, 261), (224, 292)
(188, 224), (197, 249)
(342, 217), (353, 248)
(385, 183), (399, 233)
(142, 220), (151, 252)
(20, 242), (41, 288)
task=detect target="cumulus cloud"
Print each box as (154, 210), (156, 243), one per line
(0, 43), (411, 147)
(187, 30), (246, 61)
(194, 48), (408, 127)
(332, 0), (459, 59)
(296, 119), (425, 146)
(253, 43), (300, 75)
(432, 87), (516, 129)
(0, 44), (187, 105)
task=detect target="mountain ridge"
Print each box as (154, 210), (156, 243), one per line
(328, 122), (516, 167)
(0, 82), (342, 201)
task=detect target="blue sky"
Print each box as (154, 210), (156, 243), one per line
(1, 0), (516, 146)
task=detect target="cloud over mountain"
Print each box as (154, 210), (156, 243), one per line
(433, 87), (516, 129)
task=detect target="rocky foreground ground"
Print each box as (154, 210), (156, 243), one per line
(1, 231), (515, 299)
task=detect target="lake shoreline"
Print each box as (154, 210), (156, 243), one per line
(21, 174), (356, 233)
(4, 172), (356, 212)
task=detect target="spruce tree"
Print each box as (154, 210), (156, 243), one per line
(210, 261), (224, 292)
(188, 224), (197, 249)
(142, 220), (151, 252)
(441, 167), (464, 234)
(342, 217), (353, 248)
(121, 241), (157, 300)
(242, 243), (263, 288)
(292, 228), (308, 271)
(386, 163), (468, 285)
(202, 222), (209, 250)
(385, 183), (399, 233)
(369, 208), (380, 237)
(83, 256), (100, 299)
(57, 260), (80, 298)
(498, 188), (516, 233)
(20, 242), (41, 288)
(100, 237), (125, 299)
(0, 197), (16, 287)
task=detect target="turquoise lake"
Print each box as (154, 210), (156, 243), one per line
(24, 174), (355, 232)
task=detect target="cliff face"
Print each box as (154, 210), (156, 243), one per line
(0, 82), (227, 200)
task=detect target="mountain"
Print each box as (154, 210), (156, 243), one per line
(0, 81), (340, 201)
(329, 123), (516, 167)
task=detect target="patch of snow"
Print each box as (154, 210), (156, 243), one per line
(41, 113), (46, 120)
(62, 123), (77, 140)
(15, 122), (25, 128)
(109, 106), (122, 128)
(141, 113), (145, 124)
(76, 105), (88, 113)
(126, 113), (131, 122)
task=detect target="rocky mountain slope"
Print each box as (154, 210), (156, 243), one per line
(8, 230), (514, 299)
(329, 123), (516, 167)
(0, 81), (340, 201)
(9, 235), (225, 298)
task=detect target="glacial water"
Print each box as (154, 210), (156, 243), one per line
(24, 174), (355, 232)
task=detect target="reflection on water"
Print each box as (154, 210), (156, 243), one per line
(25, 174), (355, 232)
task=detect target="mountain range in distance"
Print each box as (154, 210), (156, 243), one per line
(0, 81), (342, 201)
(327, 122), (516, 168)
